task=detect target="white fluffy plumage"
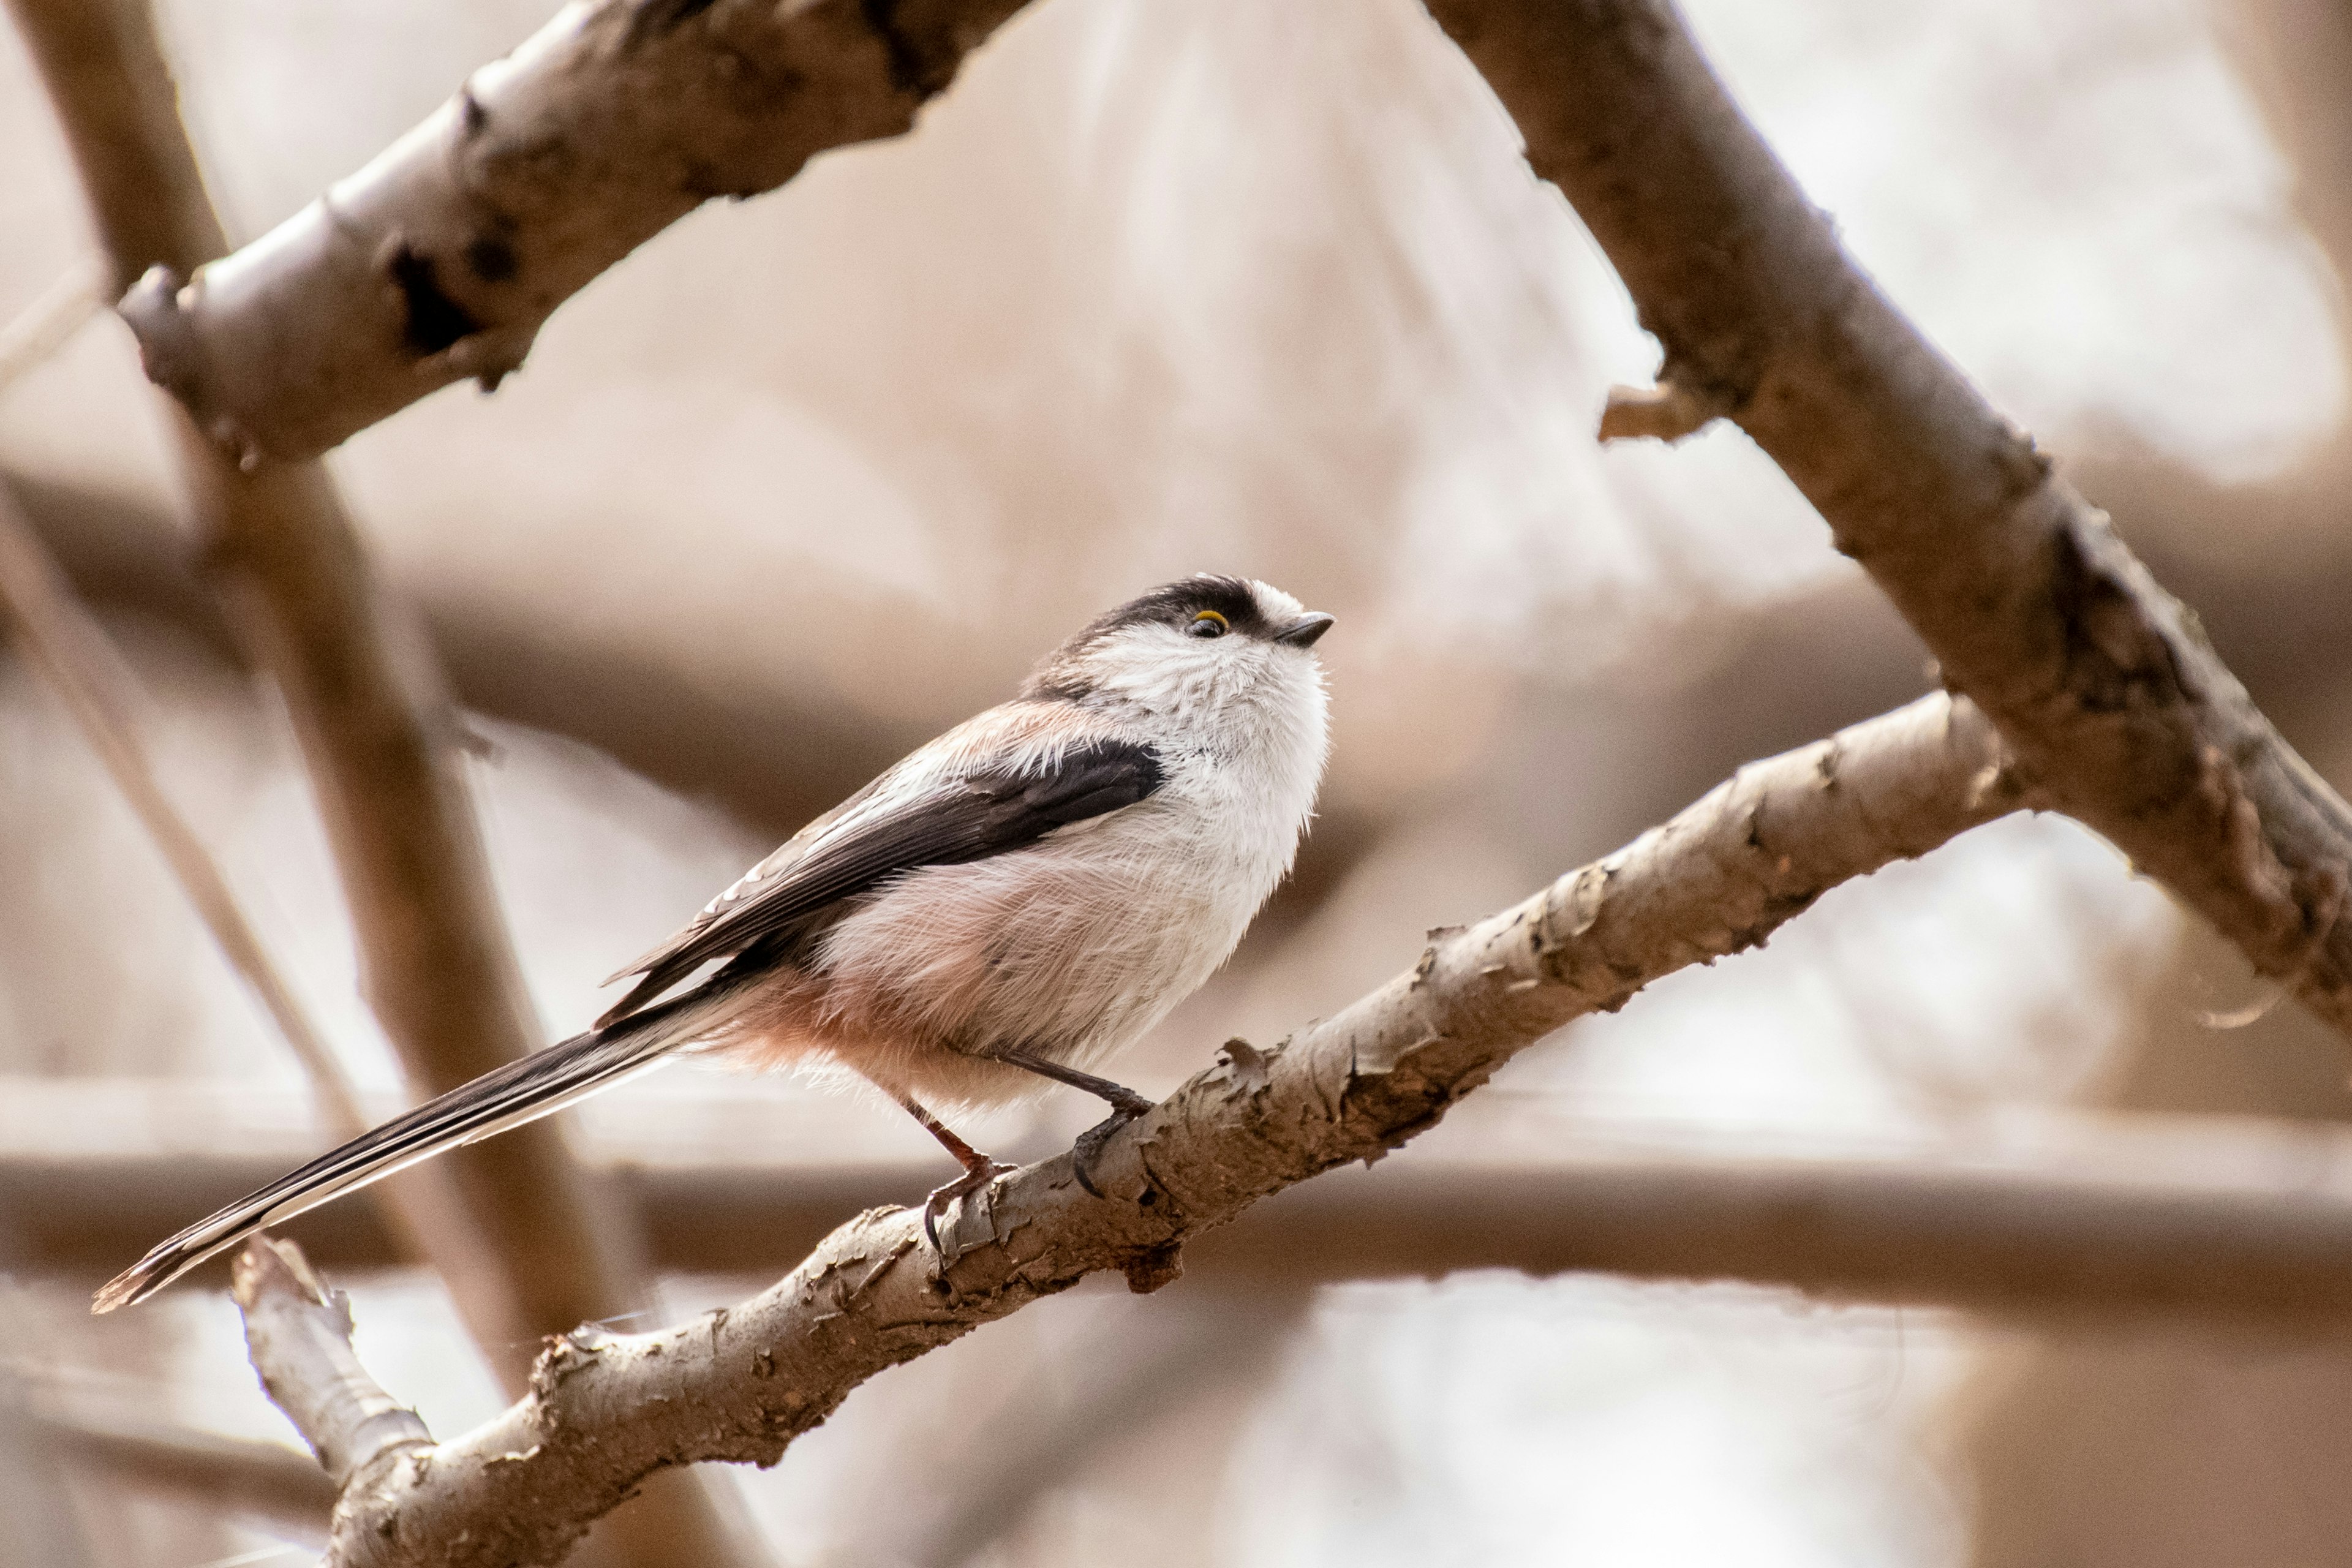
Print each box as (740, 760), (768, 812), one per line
(94, 575), (1332, 1310)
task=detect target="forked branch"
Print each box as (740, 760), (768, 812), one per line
(1427, 0), (2352, 1038)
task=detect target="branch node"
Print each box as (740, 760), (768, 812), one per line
(1119, 1240), (1185, 1295)
(1597, 378), (1721, 443)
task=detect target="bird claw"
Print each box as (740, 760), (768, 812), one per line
(1071, 1099), (1151, 1199)
(921, 1161), (1017, 1257)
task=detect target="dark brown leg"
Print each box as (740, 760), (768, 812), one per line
(995, 1049), (1155, 1199)
(898, 1096), (1014, 1253)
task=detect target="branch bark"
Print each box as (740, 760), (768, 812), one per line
(226, 692), (2030, 1567)
(230, 1237), (434, 1488)
(115, 0), (1032, 462)
(1422, 0), (2352, 1037)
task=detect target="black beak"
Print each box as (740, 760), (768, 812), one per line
(1274, 611), (1335, 648)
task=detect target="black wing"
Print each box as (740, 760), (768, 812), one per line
(598, 735), (1163, 1024)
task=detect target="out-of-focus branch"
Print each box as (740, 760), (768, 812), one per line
(0, 480), (504, 1314)
(1423, 0), (2352, 1038)
(0, 259), (105, 396)
(28, 1093), (2352, 1324)
(0, 484), (349, 1109)
(6, 1), (766, 1558)
(230, 1237), (432, 1488)
(231, 693), (2030, 1567)
(116, 0), (1035, 462)
(36, 1403), (336, 1543)
(7, 0), (649, 1378)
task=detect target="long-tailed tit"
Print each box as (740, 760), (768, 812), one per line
(94, 575), (1332, 1311)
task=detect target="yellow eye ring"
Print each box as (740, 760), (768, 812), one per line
(1188, 609), (1229, 639)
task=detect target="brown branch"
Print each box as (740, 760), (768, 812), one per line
(6, 3), (765, 1559)
(114, 0), (1033, 462)
(7, 0), (648, 1380)
(36, 1404), (336, 1542)
(213, 692), (2030, 1567)
(0, 478), (503, 1311)
(1422, 0), (2352, 1038)
(0, 258), (105, 395)
(27, 1093), (2352, 1324)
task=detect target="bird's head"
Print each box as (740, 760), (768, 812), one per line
(1024, 575), (1333, 741)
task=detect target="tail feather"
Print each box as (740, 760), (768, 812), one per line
(91, 992), (711, 1314)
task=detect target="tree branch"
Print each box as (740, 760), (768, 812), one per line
(24, 1090), (2352, 1325)
(36, 1403), (337, 1542)
(1423, 0), (2352, 1038)
(0, 478), (507, 1319)
(7, 0), (650, 1385)
(7, 2), (766, 1559)
(230, 1237), (433, 1488)
(221, 692), (2030, 1567)
(113, 0), (1034, 462)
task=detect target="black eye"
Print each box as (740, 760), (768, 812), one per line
(1188, 610), (1229, 639)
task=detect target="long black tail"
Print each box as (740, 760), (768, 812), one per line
(91, 987), (721, 1314)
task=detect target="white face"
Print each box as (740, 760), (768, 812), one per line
(1057, 579), (1329, 728)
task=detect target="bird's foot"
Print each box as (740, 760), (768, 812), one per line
(921, 1159), (1017, 1257)
(1071, 1089), (1156, 1199)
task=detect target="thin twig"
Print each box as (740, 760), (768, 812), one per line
(0, 483), (367, 1134)
(0, 258), (105, 398)
(0, 483), (508, 1297)
(1597, 377), (1721, 442)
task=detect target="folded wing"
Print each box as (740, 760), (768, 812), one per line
(598, 729), (1164, 1025)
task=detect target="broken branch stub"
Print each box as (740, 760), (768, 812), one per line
(119, 0), (1032, 462)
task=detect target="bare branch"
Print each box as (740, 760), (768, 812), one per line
(1424, 0), (2352, 1038)
(230, 1237), (432, 1488)
(8, 6), (769, 1559)
(216, 692), (2027, 1566)
(9, 0), (652, 1384)
(114, 0), (1033, 462)
(0, 478), (505, 1310)
(36, 1403), (335, 1542)
(26, 1095), (2352, 1325)
(0, 258), (105, 396)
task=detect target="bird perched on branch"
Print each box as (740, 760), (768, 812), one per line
(94, 575), (1333, 1311)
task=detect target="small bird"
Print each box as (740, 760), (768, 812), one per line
(93, 575), (1332, 1312)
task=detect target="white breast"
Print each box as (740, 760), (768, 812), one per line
(810, 658), (1328, 1081)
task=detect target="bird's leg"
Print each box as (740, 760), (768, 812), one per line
(993, 1049), (1156, 1199)
(898, 1097), (1016, 1254)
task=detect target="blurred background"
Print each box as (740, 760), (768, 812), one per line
(7, 0), (2352, 1562)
